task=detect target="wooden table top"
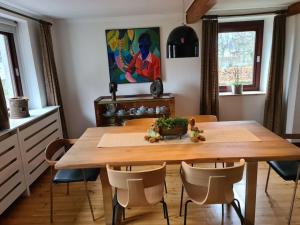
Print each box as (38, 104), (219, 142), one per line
(55, 121), (300, 169)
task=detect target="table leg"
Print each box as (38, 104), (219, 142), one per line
(245, 162), (258, 225)
(100, 167), (123, 225)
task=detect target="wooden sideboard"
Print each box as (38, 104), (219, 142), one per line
(94, 93), (175, 127)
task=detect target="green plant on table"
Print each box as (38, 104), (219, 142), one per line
(155, 117), (188, 129)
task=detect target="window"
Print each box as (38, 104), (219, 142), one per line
(0, 30), (22, 105)
(218, 21), (264, 92)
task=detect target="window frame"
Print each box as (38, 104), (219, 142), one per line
(218, 20), (264, 92)
(0, 30), (23, 96)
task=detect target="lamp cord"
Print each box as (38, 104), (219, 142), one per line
(182, 0), (186, 25)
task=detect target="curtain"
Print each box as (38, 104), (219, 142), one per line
(0, 80), (9, 130)
(40, 21), (68, 138)
(200, 16), (219, 118)
(263, 14), (286, 136)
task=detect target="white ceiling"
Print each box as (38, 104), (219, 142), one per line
(0, 0), (298, 19)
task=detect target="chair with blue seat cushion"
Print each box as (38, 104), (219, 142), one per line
(265, 160), (300, 225)
(45, 138), (100, 223)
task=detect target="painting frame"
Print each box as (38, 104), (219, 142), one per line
(105, 27), (161, 84)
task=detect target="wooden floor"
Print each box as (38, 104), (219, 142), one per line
(1, 162), (300, 225)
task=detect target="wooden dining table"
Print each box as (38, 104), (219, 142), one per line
(55, 121), (300, 225)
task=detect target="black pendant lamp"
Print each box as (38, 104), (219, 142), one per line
(167, 0), (199, 58)
(167, 25), (199, 58)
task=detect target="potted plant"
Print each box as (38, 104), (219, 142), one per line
(231, 67), (243, 95)
(155, 117), (188, 138)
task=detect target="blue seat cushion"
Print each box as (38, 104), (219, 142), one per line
(53, 168), (100, 184)
(268, 161), (300, 181)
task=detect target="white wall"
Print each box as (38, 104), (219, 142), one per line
(52, 13), (278, 138)
(52, 14), (202, 137)
(219, 94), (266, 123)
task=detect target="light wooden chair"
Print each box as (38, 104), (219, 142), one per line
(106, 163), (169, 225)
(124, 115), (218, 127)
(180, 159), (245, 225)
(45, 139), (100, 222)
(179, 114), (219, 215)
(123, 118), (157, 127)
(123, 118), (168, 193)
(185, 115), (218, 123)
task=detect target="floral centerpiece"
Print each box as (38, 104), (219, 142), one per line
(144, 118), (206, 143)
(144, 118), (188, 142)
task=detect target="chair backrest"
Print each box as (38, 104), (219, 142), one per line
(187, 115), (218, 123)
(181, 159), (245, 204)
(123, 118), (157, 127)
(45, 139), (77, 166)
(106, 163), (166, 207)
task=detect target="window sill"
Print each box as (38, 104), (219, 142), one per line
(0, 106), (60, 137)
(219, 91), (266, 97)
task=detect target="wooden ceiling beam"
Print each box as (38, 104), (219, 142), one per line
(186, 0), (217, 24)
(288, 1), (300, 16)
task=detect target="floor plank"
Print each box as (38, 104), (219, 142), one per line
(1, 162), (300, 225)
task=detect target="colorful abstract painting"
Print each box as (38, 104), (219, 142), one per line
(106, 27), (161, 84)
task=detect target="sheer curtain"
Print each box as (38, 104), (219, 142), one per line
(200, 16), (219, 118)
(40, 21), (68, 137)
(263, 13), (287, 136)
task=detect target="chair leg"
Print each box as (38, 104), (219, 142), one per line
(49, 167), (54, 223)
(161, 200), (170, 225)
(162, 201), (166, 218)
(122, 207), (125, 220)
(222, 204), (224, 220)
(112, 203), (117, 225)
(265, 165), (271, 194)
(50, 181), (54, 223)
(82, 170), (96, 221)
(164, 180), (168, 194)
(179, 184), (184, 216)
(184, 200), (192, 225)
(231, 199), (244, 225)
(288, 163), (300, 225)
(66, 183), (70, 195)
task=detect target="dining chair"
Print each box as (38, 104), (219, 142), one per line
(123, 118), (156, 127)
(180, 159), (245, 225)
(45, 138), (100, 223)
(186, 115), (218, 123)
(179, 114), (220, 215)
(106, 163), (170, 225)
(265, 160), (300, 225)
(123, 118), (168, 193)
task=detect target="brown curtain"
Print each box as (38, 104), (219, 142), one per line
(40, 21), (68, 138)
(0, 79), (9, 130)
(263, 14), (286, 136)
(200, 16), (219, 118)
